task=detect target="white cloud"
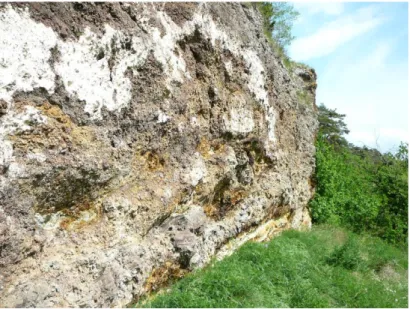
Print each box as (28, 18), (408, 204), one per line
(347, 130), (378, 147)
(347, 127), (408, 152)
(293, 2), (345, 16)
(293, 2), (345, 26)
(379, 128), (408, 141)
(289, 6), (386, 61)
(360, 42), (392, 70)
(316, 41), (407, 153)
(293, 3), (407, 153)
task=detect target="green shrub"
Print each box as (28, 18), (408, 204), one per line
(310, 137), (380, 229)
(255, 2), (299, 50)
(310, 131), (408, 246)
(327, 237), (364, 270)
(252, 2), (299, 69)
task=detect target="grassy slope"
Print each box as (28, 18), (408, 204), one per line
(137, 225), (408, 308)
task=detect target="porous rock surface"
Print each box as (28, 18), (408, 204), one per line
(0, 2), (318, 307)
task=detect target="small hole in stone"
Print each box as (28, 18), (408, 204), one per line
(96, 48), (105, 61)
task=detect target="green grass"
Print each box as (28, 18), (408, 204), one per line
(136, 225), (408, 308)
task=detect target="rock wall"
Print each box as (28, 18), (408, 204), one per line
(0, 3), (318, 307)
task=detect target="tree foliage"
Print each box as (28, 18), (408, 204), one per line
(310, 104), (408, 246)
(270, 2), (299, 49)
(255, 2), (299, 49)
(317, 103), (350, 147)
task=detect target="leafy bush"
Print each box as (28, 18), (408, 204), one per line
(252, 2), (299, 69)
(310, 137), (381, 229)
(310, 104), (408, 246)
(255, 2), (299, 49)
(327, 237), (364, 270)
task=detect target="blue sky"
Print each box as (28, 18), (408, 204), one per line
(288, 2), (408, 153)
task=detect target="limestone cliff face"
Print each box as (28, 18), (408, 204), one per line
(0, 3), (318, 307)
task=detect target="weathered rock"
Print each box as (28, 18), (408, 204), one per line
(0, 3), (318, 307)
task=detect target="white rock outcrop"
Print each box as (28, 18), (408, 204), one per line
(0, 3), (318, 307)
